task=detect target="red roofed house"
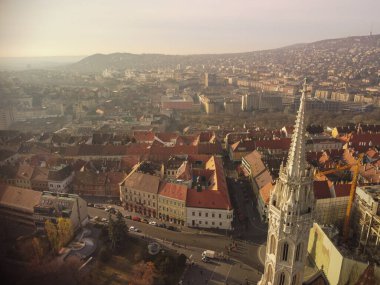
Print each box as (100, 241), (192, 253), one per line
(158, 182), (188, 225)
(120, 171), (160, 217)
(133, 130), (155, 144)
(185, 156), (233, 230)
(257, 182), (274, 221)
(228, 139), (256, 161)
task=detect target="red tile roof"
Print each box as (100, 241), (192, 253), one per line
(255, 138), (291, 150)
(255, 170), (273, 189)
(230, 140), (256, 152)
(123, 172), (160, 194)
(186, 188), (231, 209)
(0, 184), (42, 214)
(155, 132), (179, 142)
(259, 182), (273, 205)
(158, 182), (187, 201)
(186, 156), (231, 210)
(133, 131), (155, 142)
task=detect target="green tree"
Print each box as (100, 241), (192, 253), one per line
(45, 220), (59, 254)
(108, 212), (127, 250)
(57, 218), (74, 248)
(45, 218), (73, 254)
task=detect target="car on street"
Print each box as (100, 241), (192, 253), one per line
(141, 218), (149, 223)
(93, 216), (100, 221)
(201, 256), (210, 263)
(167, 225), (179, 231)
(87, 203), (94, 207)
(123, 214), (132, 219)
(149, 221), (157, 226)
(129, 226), (141, 232)
(158, 223), (166, 228)
(101, 217), (108, 223)
(94, 204), (105, 209)
(132, 216), (141, 222)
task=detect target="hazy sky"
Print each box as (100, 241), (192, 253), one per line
(0, 0), (379, 57)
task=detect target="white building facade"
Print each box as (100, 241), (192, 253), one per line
(186, 207), (233, 230)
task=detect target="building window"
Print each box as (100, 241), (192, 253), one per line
(267, 265), (273, 283)
(295, 243), (302, 262)
(199, 221), (202, 225)
(292, 274), (297, 285)
(282, 243), (289, 261)
(279, 272), (285, 285)
(212, 222), (215, 225)
(269, 235), (276, 254)
(192, 212), (195, 216)
(212, 213), (215, 218)
(219, 214), (222, 218)
(205, 213), (208, 217)
(205, 221), (208, 225)
(219, 222), (222, 226)
(199, 212), (201, 217)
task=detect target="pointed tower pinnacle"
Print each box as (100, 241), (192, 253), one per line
(286, 78), (308, 178)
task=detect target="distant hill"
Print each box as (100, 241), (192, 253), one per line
(65, 34), (380, 73)
(0, 56), (85, 71)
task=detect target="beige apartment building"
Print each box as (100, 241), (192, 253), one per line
(158, 182), (187, 225)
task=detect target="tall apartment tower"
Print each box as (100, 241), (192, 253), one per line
(258, 79), (315, 285)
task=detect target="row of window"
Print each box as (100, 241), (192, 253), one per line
(126, 189), (155, 199)
(196, 220), (222, 226)
(192, 212), (223, 218)
(269, 235), (303, 263)
(266, 265), (298, 285)
(158, 206), (184, 215)
(159, 199), (184, 207)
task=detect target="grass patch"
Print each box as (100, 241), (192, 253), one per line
(82, 235), (185, 285)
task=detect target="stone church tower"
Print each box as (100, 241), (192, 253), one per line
(258, 79), (315, 285)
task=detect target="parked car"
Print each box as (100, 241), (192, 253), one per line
(87, 203), (94, 207)
(158, 223), (166, 228)
(108, 208), (117, 214)
(129, 226), (141, 232)
(123, 214), (132, 219)
(94, 204), (105, 209)
(101, 218), (108, 223)
(141, 218), (149, 223)
(93, 216), (100, 221)
(167, 225), (178, 231)
(149, 221), (157, 226)
(132, 216), (141, 222)
(201, 256), (210, 263)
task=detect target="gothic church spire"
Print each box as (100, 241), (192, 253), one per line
(286, 78), (308, 178)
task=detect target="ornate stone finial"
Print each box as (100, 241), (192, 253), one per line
(286, 78), (308, 178)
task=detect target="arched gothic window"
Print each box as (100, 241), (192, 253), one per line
(295, 243), (302, 262)
(267, 264), (273, 283)
(279, 272), (286, 285)
(282, 242), (289, 261)
(269, 235), (276, 254)
(292, 274), (297, 285)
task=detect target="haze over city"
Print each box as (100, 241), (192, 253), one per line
(0, 0), (379, 57)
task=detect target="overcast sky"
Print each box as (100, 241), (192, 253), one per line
(0, 0), (379, 57)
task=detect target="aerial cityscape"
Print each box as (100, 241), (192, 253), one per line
(0, 1), (379, 285)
